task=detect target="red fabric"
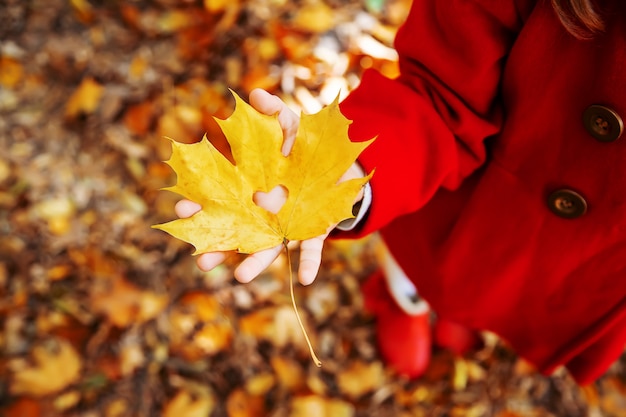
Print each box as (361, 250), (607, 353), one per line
(338, 0), (626, 383)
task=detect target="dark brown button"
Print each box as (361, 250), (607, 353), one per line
(582, 105), (624, 142)
(548, 189), (587, 219)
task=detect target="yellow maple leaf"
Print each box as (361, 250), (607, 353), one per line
(10, 338), (82, 397)
(64, 77), (104, 119)
(153, 91), (373, 254)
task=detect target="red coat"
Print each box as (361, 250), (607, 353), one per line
(339, 0), (626, 384)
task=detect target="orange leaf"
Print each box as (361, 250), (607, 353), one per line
(65, 77), (104, 119)
(90, 276), (168, 327)
(10, 339), (82, 397)
(168, 291), (233, 360)
(226, 388), (265, 417)
(123, 101), (154, 135)
(70, 0), (95, 24)
(336, 360), (385, 399)
(3, 397), (42, 417)
(0, 57), (23, 89)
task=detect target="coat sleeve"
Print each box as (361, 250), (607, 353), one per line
(338, 0), (527, 236)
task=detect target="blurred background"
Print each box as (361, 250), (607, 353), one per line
(0, 0), (624, 416)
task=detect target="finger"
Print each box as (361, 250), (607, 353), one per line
(250, 88), (283, 115)
(234, 244), (283, 283)
(175, 199), (202, 218)
(297, 234), (328, 286)
(249, 88), (299, 156)
(196, 251), (229, 271)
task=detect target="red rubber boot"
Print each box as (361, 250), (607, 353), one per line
(433, 318), (483, 356)
(362, 270), (432, 379)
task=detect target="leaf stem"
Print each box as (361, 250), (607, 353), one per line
(284, 241), (322, 367)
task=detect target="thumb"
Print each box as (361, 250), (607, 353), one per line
(249, 88), (299, 156)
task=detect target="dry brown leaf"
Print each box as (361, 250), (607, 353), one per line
(10, 338), (82, 397)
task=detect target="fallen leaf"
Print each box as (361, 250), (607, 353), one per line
(0, 57), (23, 88)
(451, 404), (489, 417)
(123, 100), (154, 135)
(292, 3), (336, 33)
(226, 388), (265, 417)
(239, 305), (314, 352)
(452, 358), (469, 391)
(70, 0), (95, 24)
(271, 355), (305, 391)
(10, 338), (82, 396)
(119, 3), (141, 29)
(245, 373), (276, 396)
(2, 397), (41, 417)
(53, 390), (81, 412)
(156, 105), (203, 143)
(119, 342), (145, 376)
(106, 399), (128, 417)
(163, 389), (215, 417)
(65, 77), (104, 119)
(30, 196), (76, 235)
(90, 276), (168, 327)
(394, 384), (431, 406)
(336, 360), (385, 399)
(168, 291), (233, 360)
(158, 9), (200, 33)
(290, 395), (354, 417)
(204, 0), (238, 13)
(153, 91), (373, 255)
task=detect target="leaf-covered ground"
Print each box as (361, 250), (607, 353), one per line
(1, 1), (624, 416)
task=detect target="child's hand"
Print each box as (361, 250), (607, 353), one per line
(175, 88), (363, 286)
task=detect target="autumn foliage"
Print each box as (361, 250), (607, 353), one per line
(0, 0), (624, 416)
